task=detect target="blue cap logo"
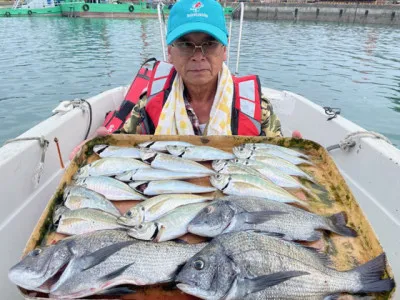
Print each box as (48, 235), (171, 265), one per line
(166, 0), (228, 46)
(190, 1), (204, 13)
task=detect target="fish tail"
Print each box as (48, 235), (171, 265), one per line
(326, 212), (357, 237)
(352, 253), (395, 293)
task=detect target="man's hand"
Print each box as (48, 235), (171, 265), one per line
(292, 130), (302, 139)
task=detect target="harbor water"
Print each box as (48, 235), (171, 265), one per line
(0, 17), (399, 147)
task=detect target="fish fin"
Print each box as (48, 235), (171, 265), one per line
(327, 212), (358, 237)
(99, 262), (135, 281)
(95, 285), (136, 296)
(252, 230), (286, 239)
(303, 230), (323, 242)
(323, 294), (341, 300)
(154, 225), (166, 242)
(78, 241), (136, 271)
(173, 238), (189, 244)
(240, 271), (309, 295)
(236, 211), (286, 225)
(352, 253), (395, 293)
(301, 246), (332, 266)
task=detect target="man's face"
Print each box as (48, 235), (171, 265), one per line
(168, 32), (227, 87)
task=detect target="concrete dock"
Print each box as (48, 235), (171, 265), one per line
(235, 3), (400, 25)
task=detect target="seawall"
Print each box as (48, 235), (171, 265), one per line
(235, 3), (400, 25)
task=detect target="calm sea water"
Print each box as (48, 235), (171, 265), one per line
(0, 17), (399, 147)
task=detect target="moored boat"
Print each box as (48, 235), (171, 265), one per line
(0, 0), (233, 17)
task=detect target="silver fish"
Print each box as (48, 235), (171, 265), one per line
(188, 196), (357, 241)
(115, 168), (207, 182)
(63, 185), (120, 216)
(8, 229), (134, 293)
(232, 148), (315, 181)
(50, 239), (206, 299)
(243, 143), (310, 159)
(74, 176), (147, 200)
(176, 231), (394, 300)
(234, 145), (313, 166)
(129, 180), (216, 195)
(232, 158), (315, 190)
(166, 145), (235, 161)
(93, 144), (141, 159)
(73, 157), (150, 178)
(138, 140), (194, 152)
(210, 174), (306, 206)
(118, 194), (213, 226)
(127, 203), (209, 242)
(139, 149), (215, 175)
(55, 207), (126, 235)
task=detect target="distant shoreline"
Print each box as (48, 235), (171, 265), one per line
(234, 2), (400, 25)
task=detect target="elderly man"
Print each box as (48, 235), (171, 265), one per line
(120, 0), (282, 137)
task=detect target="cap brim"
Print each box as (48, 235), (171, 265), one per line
(167, 22), (228, 46)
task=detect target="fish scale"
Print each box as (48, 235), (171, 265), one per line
(176, 232), (393, 300)
(210, 174), (305, 205)
(8, 229), (136, 293)
(74, 176), (147, 200)
(188, 196), (356, 241)
(49, 240), (206, 299)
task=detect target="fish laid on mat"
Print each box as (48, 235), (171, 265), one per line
(188, 196), (357, 241)
(74, 176), (147, 200)
(118, 194), (213, 226)
(243, 143), (310, 159)
(93, 145), (141, 159)
(129, 180), (217, 195)
(176, 231), (394, 300)
(210, 174), (306, 205)
(139, 149), (215, 175)
(127, 203), (209, 242)
(8, 229), (134, 293)
(166, 145), (235, 161)
(73, 157), (150, 178)
(116, 168), (207, 182)
(234, 157), (316, 184)
(234, 145), (313, 166)
(138, 140), (194, 152)
(54, 207), (126, 235)
(232, 149), (316, 182)
(212, 159), (312, 192)
(63, 186), (121, 216)
(49, 239), (207, 299)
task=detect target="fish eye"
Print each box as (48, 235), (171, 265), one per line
(30, 249), (42, 257)
(138, 224), (143, 229)
(126, 211), (132, 217)
(193, 259), (205, 270)
(141, 207), (145, 211)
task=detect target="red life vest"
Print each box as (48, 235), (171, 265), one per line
(104, 59), (263, 136)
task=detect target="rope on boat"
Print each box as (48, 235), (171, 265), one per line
(3, 136), (49, 188)
(53, 98), (93, 140)
(71, 99), (93, 140)
(326, 131), (393, 152)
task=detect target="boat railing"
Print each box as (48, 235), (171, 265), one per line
(157, 1), (168, 61)
(227, 2), (245, 74)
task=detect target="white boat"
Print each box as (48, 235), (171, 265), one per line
(0, 84), (399, 299)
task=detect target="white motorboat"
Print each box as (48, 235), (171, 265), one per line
(0, 84), (398, 299)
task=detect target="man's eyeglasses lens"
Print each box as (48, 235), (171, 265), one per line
(172, 41), (222, 56)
